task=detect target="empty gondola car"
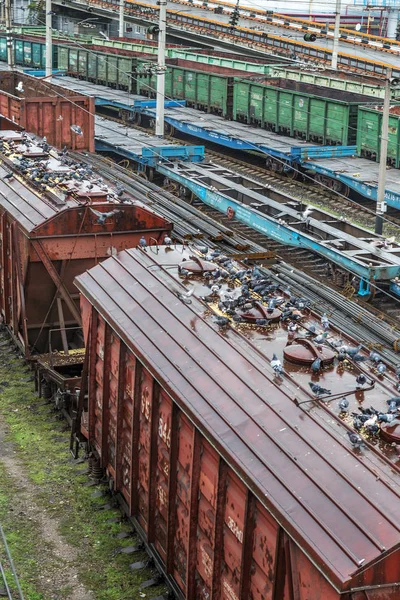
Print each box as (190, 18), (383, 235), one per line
(75, 244), (400, 600)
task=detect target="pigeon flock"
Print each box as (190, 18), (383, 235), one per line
(0, 131), (129, 209)
(175, 248), (400, 454)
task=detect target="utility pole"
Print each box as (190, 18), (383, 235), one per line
(45, 0), (52, 78)
(376, 68), (391, 235)
(5, 0), (14, 70)
(155, 0), (167, 137)
(119, 0), (124, 37)
(331, 0), (341, 69)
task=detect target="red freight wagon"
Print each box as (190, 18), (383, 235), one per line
(75, 245), (400, 600)
(0, 130), (172, 358)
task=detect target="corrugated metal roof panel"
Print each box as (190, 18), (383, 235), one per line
(75, 247), (400, 591)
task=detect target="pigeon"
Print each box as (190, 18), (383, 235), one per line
(15, 81), (24, 93)
(344, 345), (362, 357)
(376, 362), (386, 375)
(177, 288), (194, 303)
(2, 172), (14, 180)
(164, 235), (172, 246)
(377, 413), (398, 423)
(270, 354), (283, 375)
(301, 205), (313, 220)
(314, 332), (328, 344)
(386, 397), (400, 408)
(214, 316), (229, 327)
(339, 397), (349, 411)
(288, 322), (297, 332)
(347, 431), (364, 449)
(70, 124), (83, 136)
(308, 382), (331, 396)
(311, 358), (321, 373)
(364, 414), (377, 428)
(356, 374), (367, 388)
(198, 246), (208, 255)
(366, 424), (380, 436)
(321, 313), (329, 330)
(139, 236), (147, 248)
(369, 351), (381, 363)
(89, 207), (120, 226)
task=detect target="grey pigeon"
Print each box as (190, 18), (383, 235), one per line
(347, 431), (364, 449)
(339, 397), (349, 411)
(308, 382), (331, 396)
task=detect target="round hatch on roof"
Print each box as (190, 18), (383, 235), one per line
(283, 337), (335, 366)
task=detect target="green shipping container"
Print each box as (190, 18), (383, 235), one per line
(357, 106), (400, 168)
(233, 79), (377, 146)
(0, 37), (6, 62)
(14, 40), (23, 65)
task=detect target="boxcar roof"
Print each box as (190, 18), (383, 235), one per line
(75, 247), (400, 592)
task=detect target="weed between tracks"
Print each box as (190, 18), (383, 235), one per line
(0, 333), (167, 600)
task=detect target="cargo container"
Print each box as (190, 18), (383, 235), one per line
(357, 104), (400, 167)
(233, 78), (379, 145)
(75, 244), (400, 600)
(0, 130), (172, 357)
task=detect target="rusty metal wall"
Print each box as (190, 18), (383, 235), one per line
(80, 304), (347, 600)
(0, 72), (95, 151)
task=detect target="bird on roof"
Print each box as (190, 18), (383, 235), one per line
(369, 351), (381, 363)
(364, 414), (378, 428)
(311, 358), (321, 373)
(308, 382), (331, 396)
(343, 344), (362, 357)
(300, 205), (313, 220)
(314, 332), (328, 344)
(356, 374), (367, 388)
(366, 423), (380, 436)
(177, 288), (194, 304)
(347, 431), (364, 449)
(377, 412), (398, 423)
(321, 313), (329, 331)
(89, 207), (120, 226)
(2, 172), (14, 180)
(139, 236), (147, 248)
(270, 354), (283, 376)
(338, 397), (349, 412)
(15, 81), (24, 93)
(214, 316), (230, 327)
(164, 235), (172, 246)
(376, 362), (386, 376)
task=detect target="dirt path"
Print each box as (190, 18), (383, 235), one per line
(0, 419), (95, 600)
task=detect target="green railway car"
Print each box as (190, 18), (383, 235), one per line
(233, 79), (377, 146)
(357, 105), (400, 168)
(137, 61), (234, 117)
(267, 67), (385, 99)
(57, 45), (137, 91)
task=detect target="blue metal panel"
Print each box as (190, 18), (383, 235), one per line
(302, 162), (400, 210)
(94, 98), (186, 110)
(158, 164), (400, 281)
(23, 69), (65, 76)
(95, 140), (204, 166)
(390, 279), (400, 297)
(292, 146), (357, 160)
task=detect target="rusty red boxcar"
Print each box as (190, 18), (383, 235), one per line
(75, 245), (400, 600)
(0, 129), (172, 360)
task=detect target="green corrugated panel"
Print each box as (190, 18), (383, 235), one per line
(196, 72), (211, 108)
(14, 40), (23, 65)
(0, 37), (6, 62)
(263, 88), (278, 129)
(248, 84), (263, 123)
(293, 96), (309, 139)
(23, 41), (32, 66)
(308, 98), (326, 143)
(172, 67), (185, 100)
(233, 81), (251, 120)
(118, 57), (134, 89)
(31, 42), (42, 68)
(107, 56), (118, 84)
(78, 50), (88, 77)
(387, 114), (399, 165)
(97, 53), (107, 81)
(88, 52), (97, 80)
(57, 46), (69, 71)
(184, 70), (197, 103)
(69, 49), (78, 73)
(209, 75), (228, 113)
(277, 91), (293, 135)
(356, 109), (379, 157)
(325, 103), (347, 144)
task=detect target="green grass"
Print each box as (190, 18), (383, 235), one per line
(0, 338), (167, 600)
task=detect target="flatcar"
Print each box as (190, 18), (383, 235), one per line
(74, 244), (400, 600)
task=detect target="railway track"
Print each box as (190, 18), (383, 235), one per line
(97, 107), (400, 240)
(75, 151), (400, 355)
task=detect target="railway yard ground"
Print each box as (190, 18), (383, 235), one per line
(0, 331), (167, 600)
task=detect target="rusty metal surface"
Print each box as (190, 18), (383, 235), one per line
(75, 245), (400, 594)
(0, 72), (95, 152)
